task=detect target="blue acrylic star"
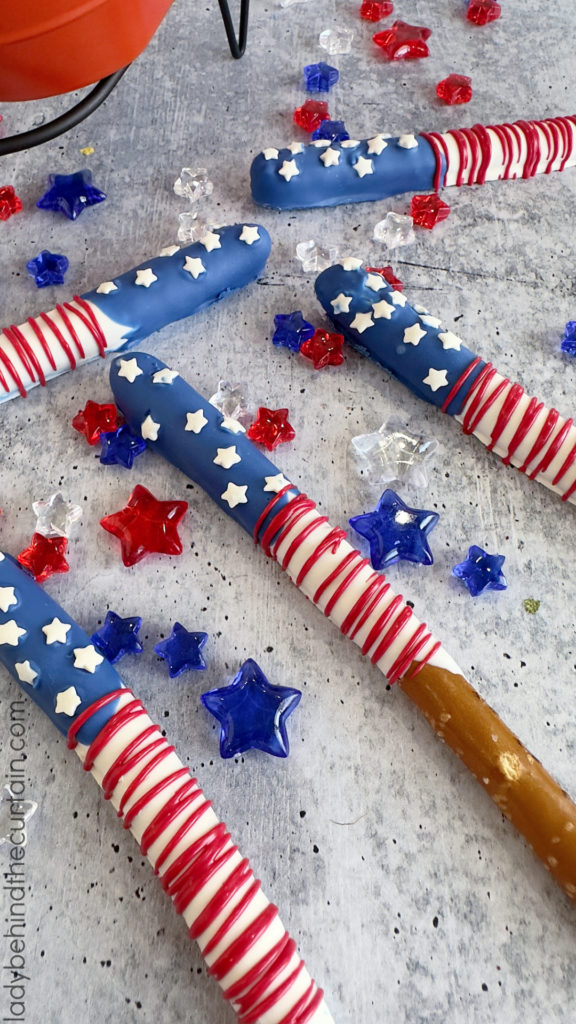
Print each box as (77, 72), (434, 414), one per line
(312, 119), (350, 143)
(26, 250), (69, 288)
(154, 623), (208, 677)
(201, 658), (301, 759)
(91, 611), (143, 664)
(36, 169), (106, 220)
(349, 489), (439, 570)
(99, 425), (147, 468)
(303, 61), (340, 93)
(561, 321), (576, 356)
(272, 311), (315, 352)
(452, 545), (507, 597)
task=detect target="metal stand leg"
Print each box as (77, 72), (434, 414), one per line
(217, 0), (250, 58)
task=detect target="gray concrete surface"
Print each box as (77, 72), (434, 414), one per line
(1, 1), (576, 1022)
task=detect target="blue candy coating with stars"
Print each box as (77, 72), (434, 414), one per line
(36, 169), (106, 220)
(452, 545), (507, 596)
(349, 489), (439, 570)
(315, 263), (486, 415)
(251, 134), (444, 210)
(110, 352), (301, 543)
(91, 611), (143, 664)
(154, 623), (208, 677)
(0, 553), (125, 743)
(201, 658), (301, 759)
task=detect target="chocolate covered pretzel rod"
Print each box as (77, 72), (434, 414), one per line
(0, 552), (332, 1024)
(315, 261), (576, 504)
(0, 224), (270, 402)
(250, 115), (576, 209)
(110, 351), (576, 902)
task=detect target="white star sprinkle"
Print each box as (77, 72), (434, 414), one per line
(221, 417), (246, 434)
(403, 324), (427, 346)
(0, 621), (26, 646)
(414, 305), (428, 314)
(420, 314), (442, 328)
(135, 268), (158, 288)
(199, 231), (221, 252)
(158, 244), (180, 257)
(288, 141), (304, 155)
(351, 312), (374, 333)
(55, 686), (81, 717)
(185, 410), (208, 434)
(262, 147), (279, 160)
(73, 645), (104, 673)
(372, 299), (395, 320)
(391, 290), (407, 306)
(312, 139), (331, 148)
(264, 473), (291, 493)
(0, 553), (4, 561)
(340, 257), (363, 271)
(438, 331), (463, 351)
(365, 273), (385, 292)
(0, 587), (17, 613)
(152, 368), (179, 385)
(423, 368), (449, 392)
(239, 225), (260, 245)
(141, 415), (161, 442)
(96, 281), (117, 294)
(331, 293), (352, 314)
(117, 358), (143, 383)
(278, 160), (300, 182)
(341, 140), (360, 148)
(213, 446), (242, 469)
(354, 156), (374, 178)
(42, 618), (71, 645)
(320, 147), (340, 167)
(398, 134), (418, 149)
(221, 482), (248, 508)
(183, 256), (206, 279)
(15, 661), (37, 686)
(367, 135), (388, 155)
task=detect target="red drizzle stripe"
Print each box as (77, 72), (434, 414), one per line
(39, 311), (77, 368)
(252, 484), (295, 545)
(239, 961), (305, 1022)
(441, 356), (483, 414)
(233, 936), (297, 1013)
(502, 397), (543, 465)
(528, 417), (573, 480)
(487, 381), (524, 451)
(518, 408), (559, 474)
(56, 303), (85, 358)
(4, 324), (45, 386)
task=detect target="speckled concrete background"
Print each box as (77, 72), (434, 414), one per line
(0, 1), (575, 1022)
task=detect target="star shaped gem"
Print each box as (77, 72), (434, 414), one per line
(183, 256), (206, 279)
(141, 415), (161, 442)
(33, 493), (82, 538)
(320, 147), (341, 167)
(221, 482), (248, 508)
(72, 644), (104, 673)
(351, 416), (439, 489)
(154, 623), (208, 677)
(354, 156), (374, 178)
(135, 268), (158, 288)
(312, 119), (350, 143)
(452, 546), (507, 597)
(72, 400), (121, 444)
(36, 169), (106, 220)
(0, 587), (17, 613)
(331, 293), (352, 314)
(247, 407), (295, 451)
(117, 358), (143, 384)
(438, 331), (463, 351)
(26, 250), (69, 288)
(15, 660), (38, 686)
(200, 230), (221, 252)
(91, 611), (143, 664)
(42, 617), (71, 644)
(403, 323), (427, 346)
(239, 225), (260, 245)
(213, 446), (242, 469)
(262, 148), (279, 160)
(152, 368), (179, 385)
(340, 257), (363, 271)
(0, 186), (23, 221)
(300, 328), (345, 369)
(17, 534), (69, 583)
(220, 417), (246, 434)
(264, 473), (292, 493)
(373, 21), (431, 61)
(99, 425), (147, 469)
(96, 281), (117, 295)
(0, 786), (37, 849)
(303, 61), (339, 93)
(55, 686), (82, 716)
(185, 409), (208, 434)
(201, 658), (301, 759)
(351, 311), (374, 333)
(423, 367), (449, 392)
(0, 621), (26, 646)
(100, 485), (188, 567)
(372, 299), (395, 320)
(367, 135), (388, 155)
(272, 311), (315, 352)
(410, 193), (451, 228)
(278, 160), (300, 182)
(210, 381), (251, 426)
(349, 489), (439, 570)
(467, 0), (501, 25)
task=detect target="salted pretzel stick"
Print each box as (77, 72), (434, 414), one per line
(0, 552), (332, 1023)
(110, 351), (576, 902)
(250, 114), (576, 209)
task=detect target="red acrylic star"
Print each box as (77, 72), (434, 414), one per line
(0, 186), (23, 222)
(436, 73), (472, 106)
(300, 328), (345, 369)
(293, 100), (330, 133)
(72, 400), (123, 445)
(247, 408), (295, 451)
(100, 485), (188, 567)
(360, 1), (394, 21)
(17, 533), (69, 583)
(372, 20), (431, 60)
(365, 265), (404, 291)
(410, 194), (451, 229)
(467, 0), (501, 25)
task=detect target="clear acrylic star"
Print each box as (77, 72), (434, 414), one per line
(295, 239), (339, 274)
(351, 416), (439, 490)
(0, 786), (38, 849)
(33, 493), (82, 538)
(209, 381), (253, 427)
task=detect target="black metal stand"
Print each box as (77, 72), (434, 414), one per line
(218, 0), (250, 59)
